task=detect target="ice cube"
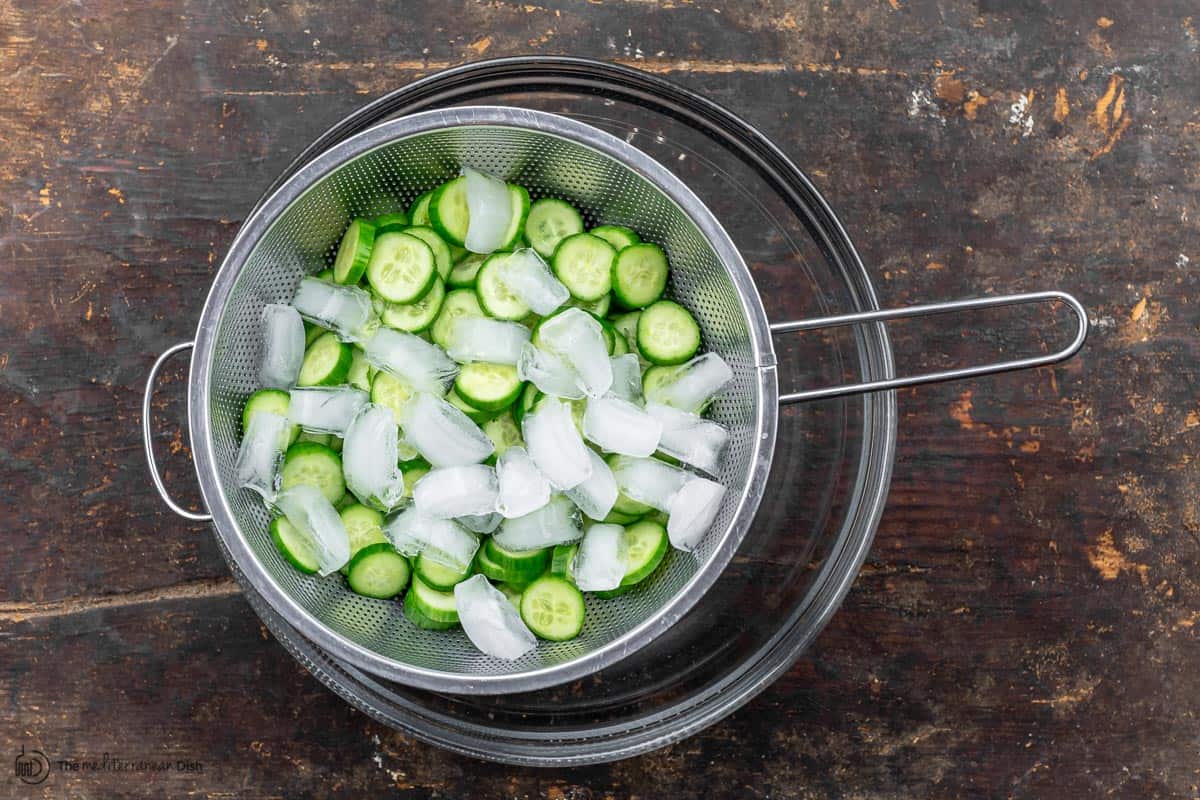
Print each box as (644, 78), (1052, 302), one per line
(458, 512), (503, 534)
(259, 304), (305, 389)
(536, 308), (613, 398)
(644, 353), (733, 413)
(274, 485), (351, 576)
(363, 327), (458, 395)
(288, 386), (369, 435)
(608, 455), (689, 512)
(498, 248), (569, 315)
(235, 410), (290, 502)
(493, 494), (583, 550)
(291, 276), (376, 342)
(522, 397), (593, 490)
(608, 353), (644, 404)
(462, 166), (513, 254)
(495, 446), (551, 519)
(517, 343), (585, 400)
(565, 449), (618, 521)
(666, 476), (726, 551)
(398, 392), (495, 467)
(645, 401), (729, 476)
(446, 317), (530, 365)
(412, 464), (499, 518)
(342, 404), (407, 511)
(383, 505), (479, 571)
(455, 574), (537, 660)
(572, 523), (626, 591)
(582, 395), (663, 457)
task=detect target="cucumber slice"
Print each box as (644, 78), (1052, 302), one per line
(315, 268), (335, 281)
(366, 232), (437, 303)
(611, 327), (629, 356)
(429, 176), (469, 246)
(415, 552), (472, 591)
(333, 218), (376, 285)
(609, 311), (642, 357)
(620, 519), (669, 586)
(408, 574), (460, 624)
(401, 462), (429, 499)
(346, 542), (411, 599)
(403, 587), (457, 630)
(403, 225), (453, 281)
(270, 516), (319, 574)
(525, 198), (584, 259)
(346, 347), (372, 392)
(369, 370), (415, 420)
(446, 387), (497, 424)
(371, 211), (409, 235)
(596, 317), (619, 355)
(550, 543), (578, 578)
(520, 575), (585, 641)
(339, 503), (387, 558)
(381, 277), (445, 332)
(569, 292), (612, 318)
(551, 233), (616, 301)
(242, 388), (299, 444)
(637, 300), (701, 366)
(482, 411), (523, 457)
(511, 382), (542, 427)
(475, 539), (550, 584)
(297, 331), (353, 386)
(408, 191), (433, 226)
(589, 225), (640, 251)
(430, 288), (485, 348)
(303, 321), (326, 347)
(279, 441), (345, 505)
(449, 253), (487, 289)
(612, 243), (669, 309)
(475, 253), (531, 320)
(602, 508), (643, 525)
(501, 185), (533, 251)
(454, 362), (522, 411)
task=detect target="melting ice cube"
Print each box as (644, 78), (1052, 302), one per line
(382, 505), (479, 572)
(363, 327), (458, 395)
(493, 494), (583, 550)
(582, 395), (662, 457)
(495, 446), (551, 519)
(398, 393), (495, 467)
(565, 449), (618, 521)
(572, 523), (626, 591)
(645, 401), (729, 476)
(445, 317), (530, 365)
(288, 386), (369, 435)
(536, 308), (612, 398)
(522, 397), (592, 490)
(497, 249), (569, 315)
(274, 485), (351, 576)
(412, 464), (499, 518)
(342, 403), (406, 511)
(291, 276), (376, 342)
(666, 476), (726, 552)
(455, 574), (537, 660)
(517, 344), (585, 400)
(259, 304), (305, 389)
(643, 352), (733, 413)
(608, 455), (689, 512)
(235, 410), (290, 502)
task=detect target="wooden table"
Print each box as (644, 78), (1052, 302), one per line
(2, 1), (1197, 797)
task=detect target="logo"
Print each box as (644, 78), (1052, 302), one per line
(14, 746), (49, 785)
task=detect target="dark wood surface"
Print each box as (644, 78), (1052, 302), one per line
(2, 0), (1198, 797)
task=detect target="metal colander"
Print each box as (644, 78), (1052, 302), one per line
(144, 103), (1085, 696)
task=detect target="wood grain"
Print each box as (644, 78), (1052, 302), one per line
(1, 0), (1198, 796)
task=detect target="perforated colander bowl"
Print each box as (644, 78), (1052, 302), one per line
(172, 106), (777, 693)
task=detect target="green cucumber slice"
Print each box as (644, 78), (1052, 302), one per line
(520, 575), (585, 641)
(524, 198), (584, 259)
(620, 519), (669, 586)
(429, 176), (469, 246)
(366, 232), (437, 303)
(612, 243), (669, 309)
(380, 277), (445, 332)
(279, 441), (345, 505)
(512, 382), (542, 427)
(551, 232), (616, 302)
(270, 516), (320, 574)
(454, 362), (523, 411)
(369, 371), (415, 420)
(242, 388), (299, 444)
(403, 225), (453, 281)
(446, 387), (497, 424)
(346, 347), (372, 392)
(636, 300), (701, 366)
(415, 552), (472, 591)
(430, 288), (485, 348)
(482, 411), (523, 457)
(333, 218), (376, 285)
(346, 542), (411, 599)
(475, 253), (531, 320)
(550, 543), (578, 578)
(449, 253), (488, 289)
(371, 211), (410, 235)
(297, 331), (353, 387)
(589, 225), (640, 251)
(408, 191), (433, 226)
(500, 184), (532, 251)
(407, 574), (459, 624)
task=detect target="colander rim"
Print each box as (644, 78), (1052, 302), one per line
(189, 106), (779, 693)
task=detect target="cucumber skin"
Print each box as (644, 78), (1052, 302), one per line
(297, 332), (352, 387)
(429, 176), (469, 247)
(403, 589), (458, 630)
(270, 517), (320, 574)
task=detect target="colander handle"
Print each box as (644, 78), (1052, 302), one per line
(771, 291), (1088, 404)
(142, 341), (213, 522)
